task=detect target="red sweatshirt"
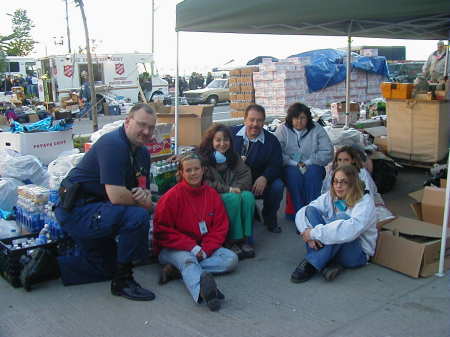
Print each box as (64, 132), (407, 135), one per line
(153, 180), (229, 256)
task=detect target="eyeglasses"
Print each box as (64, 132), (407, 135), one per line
(333, 179), (349, 186)
(132, 118), (155, 133)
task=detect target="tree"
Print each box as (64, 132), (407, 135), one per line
(4, 9), (36, 56)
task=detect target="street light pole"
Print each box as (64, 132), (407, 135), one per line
(151, 0), (155, 76)
(64, 0), (72, 54)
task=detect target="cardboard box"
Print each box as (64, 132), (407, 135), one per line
(373, 216), (449, 278)
(387, 100), (449, 162)
(0, 115), (8, 125)
(27, 113), (39, 123)
(374, 136), (388, 153)
(0, 130), (74, 165)
(380, 82), (413, 99)
(440, 179), (446, 188)
(153, 105), (213, 146)
(330, 102), (360, 126)
(409, 186), (446, 226)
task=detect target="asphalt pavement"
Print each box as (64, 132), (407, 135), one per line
(1, 166), (449, 337)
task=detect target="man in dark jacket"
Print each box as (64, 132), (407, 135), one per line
(230, 104), (284, 233)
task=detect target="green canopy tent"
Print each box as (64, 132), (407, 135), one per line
(173, 0), (450, 276)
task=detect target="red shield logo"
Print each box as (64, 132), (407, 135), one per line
(115, 63), (125, 75)
(64, 65), (73, 77)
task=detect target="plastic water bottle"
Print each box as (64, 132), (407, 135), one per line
(36, 224), (50, 245)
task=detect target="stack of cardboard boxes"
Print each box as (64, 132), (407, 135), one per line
(253, 57), (385, 114)
(229, 66), (259, 118)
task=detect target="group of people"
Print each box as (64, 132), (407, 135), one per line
(1, 73), (38, 96)
(21, 102), (388, 312)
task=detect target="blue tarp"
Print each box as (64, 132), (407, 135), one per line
(288, 49), (390, 92)
(10, 117), (73, 133)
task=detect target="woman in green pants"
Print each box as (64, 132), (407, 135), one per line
(199, 124), (256, 259)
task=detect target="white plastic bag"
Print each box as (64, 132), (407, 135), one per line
(47, 152), (84, 190)
(0, 178), (24, 211)
(0, 153), (49, 187)
(90, 120), (124, 143)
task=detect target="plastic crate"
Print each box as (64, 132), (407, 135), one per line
(0, 233), (58, 288)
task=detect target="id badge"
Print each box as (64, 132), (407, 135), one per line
(137, 176), (147, 189)
(199, 221), (208, 235)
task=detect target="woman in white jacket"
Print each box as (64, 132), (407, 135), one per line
(292, 164), (377, 283)
(321, 146), (395, 225)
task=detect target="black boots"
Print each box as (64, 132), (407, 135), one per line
(20, 248), (60, 291)
(290, 259), (316, 283)
(111, 263), (155, 301)
(263, 215), (282, 233)
(199, 272), (221, 311)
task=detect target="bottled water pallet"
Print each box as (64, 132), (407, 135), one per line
(0, 233), (59, 288)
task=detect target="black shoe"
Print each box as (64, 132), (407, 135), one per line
(159, 264), (181, 285)
(290, 259), (316, 283)
(111, 263), (155, 301)
(321, 263), (344, 281)
(217, 289), (225, 300)
(20, 248), (60, 291)
(199, 272), (220, 311)
(267, 225), (282, 233)
(240, 243), (255, 259)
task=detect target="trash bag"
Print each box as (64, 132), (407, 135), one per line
(0, 177), (24, 211)
(47, 151), (84, 190)
(0, 153), (49, 187)
(371, 159), (398, 194)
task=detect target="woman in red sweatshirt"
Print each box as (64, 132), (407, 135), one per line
(153, 152), (238, 311)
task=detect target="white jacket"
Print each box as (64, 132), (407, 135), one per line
(295, 192), (378, 257)
(321, 168), (394, 223)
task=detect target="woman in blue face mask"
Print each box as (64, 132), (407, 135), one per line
(198, 124), (256, 259)
(292, 165), (378, 283)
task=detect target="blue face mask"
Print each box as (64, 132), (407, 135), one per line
(334, 200), (348, 212)
(214, 151), (227, 164)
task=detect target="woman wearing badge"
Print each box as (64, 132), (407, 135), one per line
(153, 152), (238, 311)
(291, 165), (377, 283)
(198, 124), (256, 259)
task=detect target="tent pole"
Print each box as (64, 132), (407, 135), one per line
(444, 39), (449, 80)
(175, 31), (179, 155)
(345, 25), (352, 128)
(436, 151), (450, 277)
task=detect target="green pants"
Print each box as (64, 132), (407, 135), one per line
(221, 191), (255, 240)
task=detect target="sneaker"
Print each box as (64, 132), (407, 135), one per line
(290, 259), (316, 283)
(321, 263), (344, 281)
(199, 272), (220, 311)
(159, 264), (182, 285)
(240, 243), (255, 259)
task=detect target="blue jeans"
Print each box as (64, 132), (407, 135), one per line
(304, 206), (367, 271)
(285, 165), (325, 213)
(261, 178), (284, 226)
(159, 248), (238, 302)
(55, 201), (150, 285)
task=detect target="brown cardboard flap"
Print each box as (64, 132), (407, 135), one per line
(408, 190), (424, 202)
(421, 187), (445, 226)
(441, 179), (447, 188)
(373, 231), (424, 278)
(420, 255), (450, 277)
(382, 216), (442, 238)
(410, 202), (423, 220)
(364, 126), (387, 137)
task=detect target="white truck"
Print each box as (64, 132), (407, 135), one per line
(1, 56), (38, 78)
(39, 52), (168, 104)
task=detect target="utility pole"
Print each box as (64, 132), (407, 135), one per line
(64, 0), (72, 54)
(75, 0), (98, 131)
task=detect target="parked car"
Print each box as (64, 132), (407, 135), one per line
(183, 79), (229, 105)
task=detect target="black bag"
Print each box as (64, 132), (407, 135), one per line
(371, 159), (398, 194)
(58, 178), (80, 211)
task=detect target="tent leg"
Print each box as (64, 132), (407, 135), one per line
(443, 38), (449, 80)
(436, 150), (450, 277)
(175, 31), (179, 155)
(345, 34), (351, 128)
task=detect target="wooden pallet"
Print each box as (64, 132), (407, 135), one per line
(392, 157), (446, 169)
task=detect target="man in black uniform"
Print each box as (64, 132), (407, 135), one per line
(27, 103), (157, 300)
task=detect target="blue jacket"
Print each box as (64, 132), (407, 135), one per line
(230, 125), (282, 184)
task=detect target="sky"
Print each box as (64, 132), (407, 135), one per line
(0, 0), (443, 76)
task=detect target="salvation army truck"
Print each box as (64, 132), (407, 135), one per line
(39, 52), (168, 103)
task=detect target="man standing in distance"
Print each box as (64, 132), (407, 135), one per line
(23, 103), (157, 300)
(230, 104), (284, 233)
